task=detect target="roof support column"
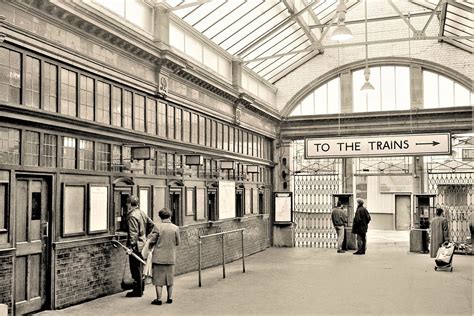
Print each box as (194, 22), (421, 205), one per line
(340, 70), (353, 113)
(153, 3), (170, 50)
(410, 65), (423, 110)
(232, 58), (243, 91)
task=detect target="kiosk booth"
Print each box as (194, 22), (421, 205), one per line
(410, 194), (436, 252)
(332, 194), (357, 250)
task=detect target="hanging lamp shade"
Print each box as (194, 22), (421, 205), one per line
(361, 67), (374, 91)
(361, 81), (375, 91)
(331, 23), (353, 41)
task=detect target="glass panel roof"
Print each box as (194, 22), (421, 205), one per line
(166, 0), (473, 84)
(443, 2), (473, 52)
(166, 0), (333, 83)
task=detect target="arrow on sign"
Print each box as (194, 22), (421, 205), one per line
(416, 141), (440, 146)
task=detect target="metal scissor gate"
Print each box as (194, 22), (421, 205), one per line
(293, 173), (342, 248)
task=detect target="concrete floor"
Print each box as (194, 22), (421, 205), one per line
(36, 230), (473, 315)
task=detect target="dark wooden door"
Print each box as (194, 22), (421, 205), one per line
(15, 177), (50, 315)
(170, 190), (182, 226)
(114, 189), (131, 232)
(207, 191), (217, 221)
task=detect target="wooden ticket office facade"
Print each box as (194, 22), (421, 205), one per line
(0, 2), (278, 314)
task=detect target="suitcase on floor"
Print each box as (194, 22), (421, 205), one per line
(434, 241), (455, 272)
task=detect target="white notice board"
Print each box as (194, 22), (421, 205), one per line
(218, 180), (236, 219)
(89, 185), (108, 233)
(274, 192), (293, 223)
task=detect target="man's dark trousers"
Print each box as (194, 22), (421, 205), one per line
(356, 233), (367, 254)
(129, 254), (143, 295)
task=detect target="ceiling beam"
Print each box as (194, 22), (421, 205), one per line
(244, 47), (313, 63)
(438, 1), (448, 40)
(280, 107), (473, 139)
(309, 11), (436, 29)
(388, 0), (420, 35)
(421, 0), (444, 34)
(238, 0), (321, 56)
(165, 0), (213, 12)
(323, 34), (474, 49)
(282, 0), (324, 52)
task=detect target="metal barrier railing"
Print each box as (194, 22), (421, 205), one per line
(198, 228), (245, 287)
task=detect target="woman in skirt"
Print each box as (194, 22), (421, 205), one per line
(148, 208), (180, 305)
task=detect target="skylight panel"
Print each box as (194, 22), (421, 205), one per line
(203, 1), (260, 38)
(210, 1), (264, 45)
(182, 0), (226, 26)
(241, 22), (300, 59)
(228, 5), (290, 54)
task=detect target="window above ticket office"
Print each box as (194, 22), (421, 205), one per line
(91, 0), (153, 33)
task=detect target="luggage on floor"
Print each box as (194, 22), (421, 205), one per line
(434, 241), (455, 271)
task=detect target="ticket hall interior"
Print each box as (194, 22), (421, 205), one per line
(0, 0), (472, 315)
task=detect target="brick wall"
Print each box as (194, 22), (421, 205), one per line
(55, 239), (128, 309)
(275, 0), (473, 111)
(54, 216), (269, 309)
(177, 216), (269, 275)
(0, 255), (13, 315)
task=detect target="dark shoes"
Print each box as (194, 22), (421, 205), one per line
(353, 251), (365, 255)
(337, 250), (346, 253)
(126, 291), (143, 297)
(151, 298), (171, 305)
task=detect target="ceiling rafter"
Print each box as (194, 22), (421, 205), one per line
(165, 0), (214, 12)
(282, 0), (324, 52)
(237, 0), (321, 57)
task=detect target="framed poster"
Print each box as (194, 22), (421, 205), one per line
(62, 184), (86, 237)
(218, 180), (235, 219)
(274, 192), (293, 224)
(195, 188), (206, 220)
(88, 185), (108, 233)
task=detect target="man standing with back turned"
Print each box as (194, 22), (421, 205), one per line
(352, 198), (371, 255)
(332, 201), (348, 253)
(126, 195), (155, 297)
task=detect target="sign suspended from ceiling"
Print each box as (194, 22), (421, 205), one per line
(305, 133), (451, 159)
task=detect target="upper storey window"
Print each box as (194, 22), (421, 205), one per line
(423, 71), (473, 108)
(93, 0), (153, 33)
(353, 66), (410, 113)
(290, 77), (341, 116)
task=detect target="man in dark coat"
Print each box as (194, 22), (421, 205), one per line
(352, 198), (371, 255)
(429, 208), (449, 258)
(126, 195), (155, 297)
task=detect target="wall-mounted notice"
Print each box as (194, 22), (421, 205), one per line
(274, 192), (293, 223)
(89, 185), (108, 233)
(218, 180), (235, 219)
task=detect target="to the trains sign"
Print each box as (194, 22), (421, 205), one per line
(305, 133), (451, 158)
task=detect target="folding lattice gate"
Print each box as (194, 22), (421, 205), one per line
(293, 173), (342, 248)
(428, 171), (473, 244)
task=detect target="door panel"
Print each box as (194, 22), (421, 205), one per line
(15, 178), (49, 315)
(169, 190), (182, 226)
(114, 189), (131, 232)
(395, 195), (411, 231)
